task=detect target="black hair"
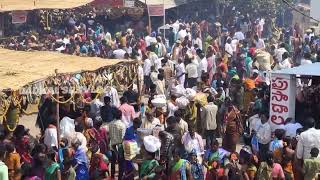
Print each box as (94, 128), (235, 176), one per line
(311, 147), (319, 158)
(114, 109), (122, 120)
(6, 143), (15, 153)
(75, 123), (84, 133)
(47, 150), (56, 162)
(104, 96), (111, 103)
(274, 129), (285, 140)
(207, 95), (214, 103)
(265, 151), (274, 166)
(304, 117), (315, 129)
(166, 116), (177, 125)
(120, 96), (128, 104)
(0, 145), (5, 159)
(174, 109), (182, 118)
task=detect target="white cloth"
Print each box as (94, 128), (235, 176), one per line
(90, 99), (104, 118)
(256, 122), (272, 145)
(144, 135), (161, 153)
(44, 127), (58, 148)
(145, 36), (157, 47)
(284, 123), (303, 138)
(277, 58), (292, 70)
(143, 59), (152, 76)
(154, 58), (162, 72)
(300, 59), (313, 65)
(275, 47), (287, 62)
(231, 39), (238, 52)
(234, 31), (245, 41)
(104, 87), (120, 107)
(193, 38), (203, 50)
(186, 62), (199, 78)
(178, 119), (189, 135)
(113, 49), (126, 59)
(248, 114), (261, 133)
(177, 29), (187, 40)
(60, 116), (75, 139)
(296, 128), (320, 159)
(256, 39), (265, 49)
(199, 57), (208, 73)
(167, 101), (179, 117)
(225, 43), (233, 57)
(74, 132), (88, 152)
(176, 63), (186, 85)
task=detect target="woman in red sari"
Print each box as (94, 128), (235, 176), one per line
(222, 104), (243, 152)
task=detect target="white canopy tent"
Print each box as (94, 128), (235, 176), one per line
(272, 62), (320, 76)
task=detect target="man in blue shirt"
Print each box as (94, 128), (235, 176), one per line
(124, 118), (142, 141)
(100, 96), (117, 123)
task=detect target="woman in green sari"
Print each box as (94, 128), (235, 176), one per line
(140, 151), (159, 180)
(45, 150), (61, 180)
(170, 149), (192, 180)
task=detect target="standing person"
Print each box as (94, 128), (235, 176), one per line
(303, 147), (320, 180)
(198, 52), (208, 81)
(167, 95), (179, 117)
(190, 152), (204, 180)
(201, 95), (218, 148)
(185, 56), (199, 88)
(143, 54), (152, 94)
(222, 104), (243, 152)
(44, 119), (58, 150)
(256, 151), (285, 180)
(155, 73), (166, 95)
(176, 57), (186, 86)
(296, 117), (320, 179)
(254, 35), (265, 49)
(256, 113), (272, 161)
(71, 138), (89, 180)
(5, 144), (21, 180)
(119, 96), (135, 127)
(0, 145), (8, 180)
(142, 111), (161, 129)
(140, 136), (161, 179)
(45, 150), (61, 180)
(124, 117), (142, 141)
(174, 110), (189, 136)
(269, 129), (285, 163)
(182, 125), (204, 161)
(109, 109), (126, 179)
(170, 149), (192, 180)
(100, 96), (117, 123)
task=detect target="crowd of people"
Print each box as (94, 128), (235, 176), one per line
(0, 3), (320, 180)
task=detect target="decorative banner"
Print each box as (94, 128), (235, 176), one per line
(124, 0), (135, 7)
(269, 73), (296, 131)
(148, 4), (164, 16)
(11, 11), (28, 24)
(92, 0), (124, 7)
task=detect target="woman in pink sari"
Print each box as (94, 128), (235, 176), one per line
(206, 45), (216, 86)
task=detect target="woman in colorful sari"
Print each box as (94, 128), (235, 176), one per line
(170, 149), (192, 180)
(140, 151), (159, 179)
(89, 152), (109, 180)
(45, 150), (61, 180)
(71, 138), (89, 180)
(204, 139), (230, 180)
(222, 104), (243, 152)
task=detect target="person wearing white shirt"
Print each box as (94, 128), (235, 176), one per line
(154, 58), (162, 72)
(113, 48), (126, 59)
(143, 57), (152, 93)
(177, 27), (187, 41)
(296, 117), (320, 160)
(300, 53), (313, 65)
(185, 58), (199, 88)
(256, 113), (272, 160)
(198, 53), (208, 81)
(254, 35), (265, 49)
(284, 118), (302, 138)
(193, 35), (203, 50)
(176, 58), (186, 85)
(276, 52), (292, 70)
(248, 114), (262, 133)
(167, 95), (179, 117)
(225, 38), (233, 58)
(234, 29), (245, 41)
(231, 38), (238, 53)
